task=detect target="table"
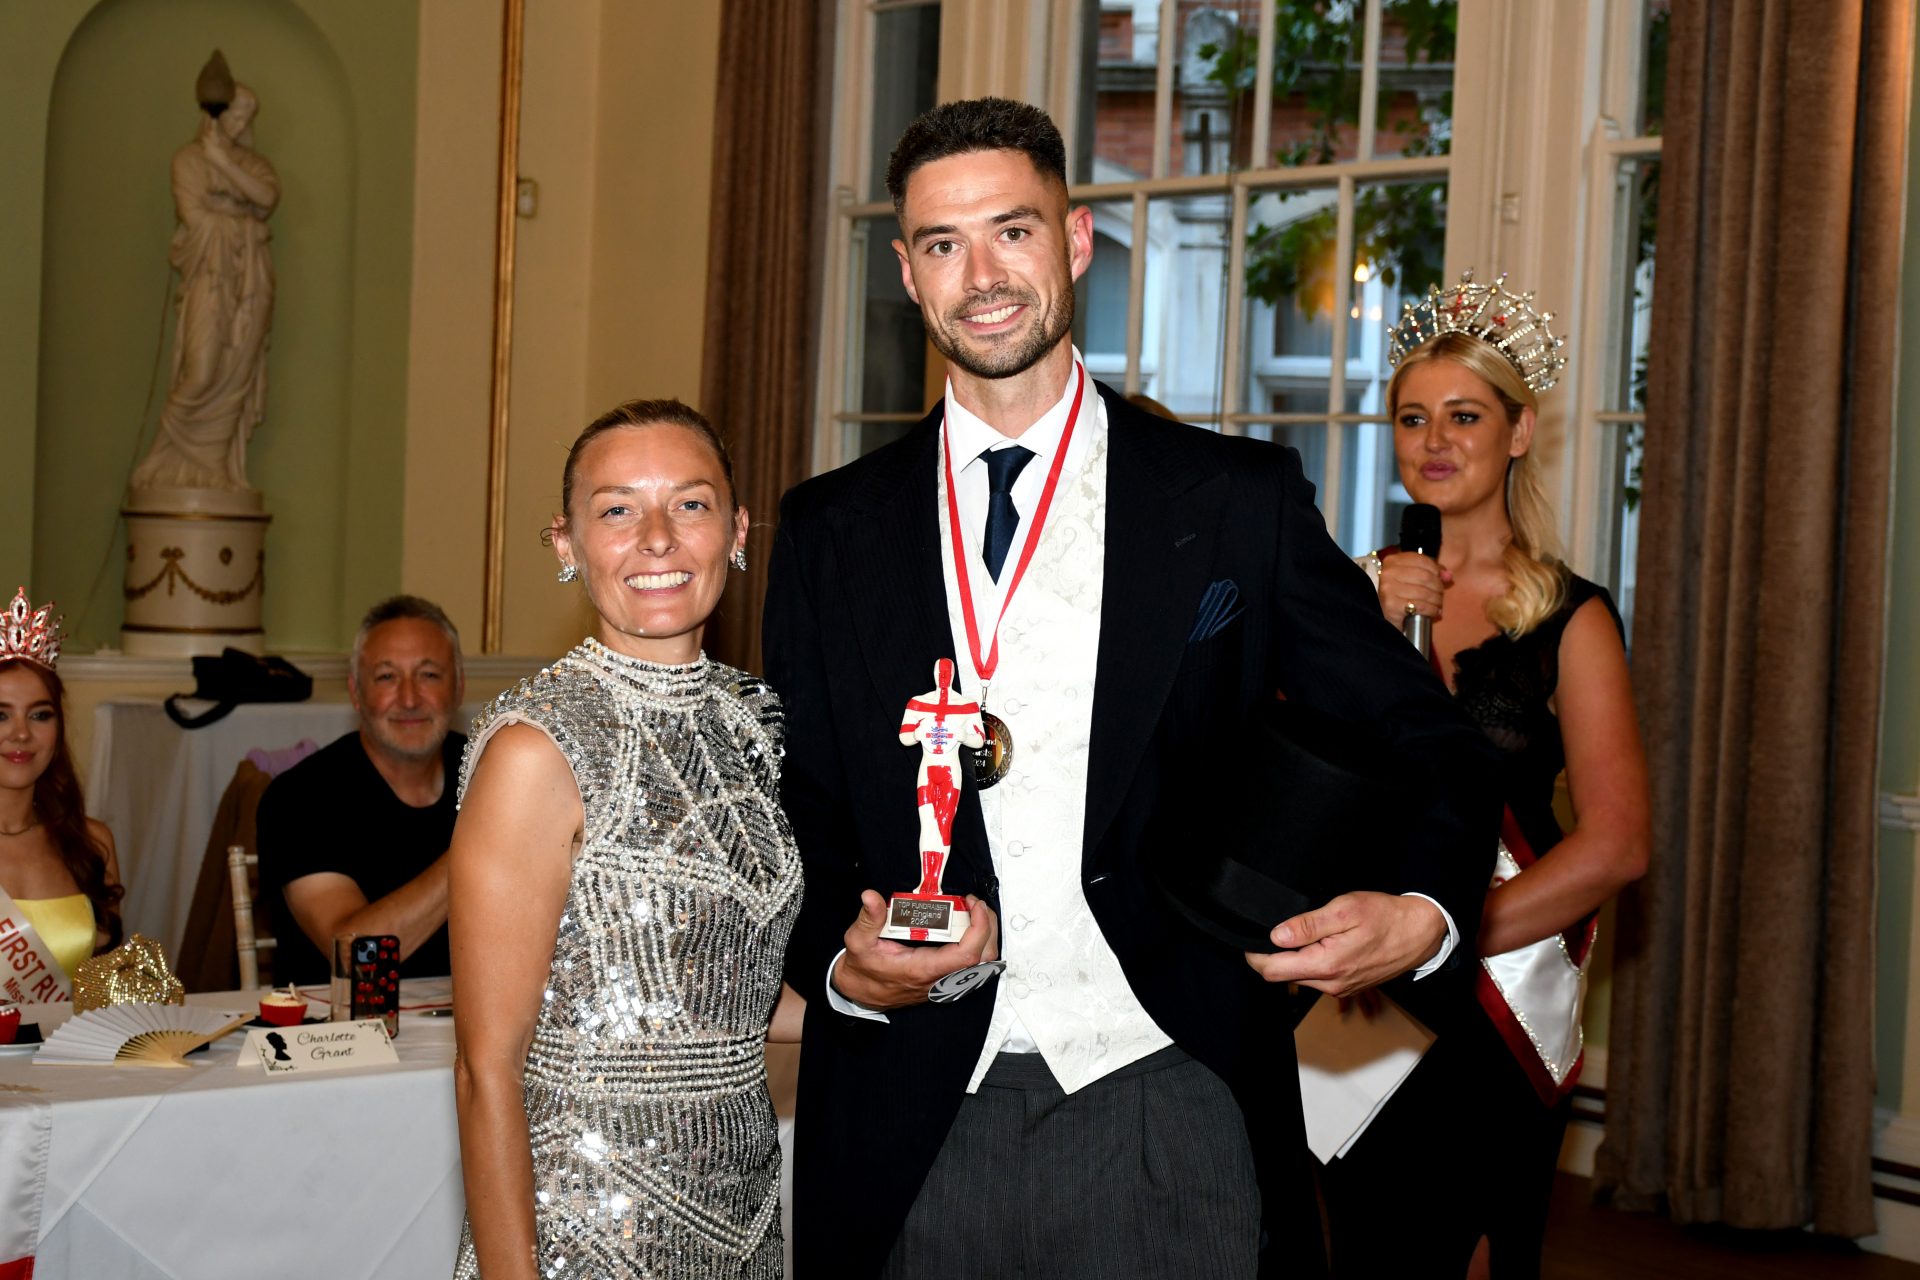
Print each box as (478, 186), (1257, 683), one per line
(87, 699), (483, 954)
(2, 986), (798, 1278)
(4, 985), (464, 1279)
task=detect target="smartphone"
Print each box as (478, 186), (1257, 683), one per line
(350, 934), (401, 1038)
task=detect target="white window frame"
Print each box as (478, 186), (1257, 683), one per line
(1566, 0), (1662, 613)
(817, 0), (1662, 572)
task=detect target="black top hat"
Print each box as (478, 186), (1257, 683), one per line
(1153, 697), (1407, 952)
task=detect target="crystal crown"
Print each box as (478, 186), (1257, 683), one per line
(1387, 270), (1569, 394)
(2, 587), (62, 670)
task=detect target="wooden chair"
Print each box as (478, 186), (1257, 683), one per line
(227, 846), (277, 992)
(180, 759), (278, 990)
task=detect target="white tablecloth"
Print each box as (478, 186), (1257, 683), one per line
(7, 986), (464, 1279)
(87, 699), (482, 955)
(4, 987), (798, 1278)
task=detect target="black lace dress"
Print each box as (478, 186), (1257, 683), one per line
(1320, 572), (1622, 1280)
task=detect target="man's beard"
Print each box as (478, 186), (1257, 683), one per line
(363, 715), (449, 764)
(927, 283), (1075, 380)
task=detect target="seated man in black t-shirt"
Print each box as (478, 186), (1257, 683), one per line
(257, 595), (466, 984)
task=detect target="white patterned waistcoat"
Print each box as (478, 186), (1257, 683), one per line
(939, 411), (1174, 1095)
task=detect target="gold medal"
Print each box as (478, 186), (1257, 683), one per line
(972, 710), (1014, 789)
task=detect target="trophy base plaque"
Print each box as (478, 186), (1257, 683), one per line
(880, 894), (971, 943)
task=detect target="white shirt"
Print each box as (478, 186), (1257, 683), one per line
(826, 350), (1457, 1070)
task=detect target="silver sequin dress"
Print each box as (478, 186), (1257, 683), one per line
(451, 638), (801, 1279)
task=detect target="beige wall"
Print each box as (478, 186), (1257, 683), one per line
(400, 0), (723, 661)
(399, 0), (504, 644)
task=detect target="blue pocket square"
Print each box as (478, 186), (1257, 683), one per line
(1189, 579), (1243, 643)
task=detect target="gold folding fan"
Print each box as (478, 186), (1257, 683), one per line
(34, 1003), (245, 1067)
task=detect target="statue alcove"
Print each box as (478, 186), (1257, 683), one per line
(17, 0), (420, 654)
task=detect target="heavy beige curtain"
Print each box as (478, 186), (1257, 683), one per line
(1594, 0), (1911, 1237)
(699, 0), (833, 673)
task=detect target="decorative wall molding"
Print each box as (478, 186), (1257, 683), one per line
(60, 652), (544, 686)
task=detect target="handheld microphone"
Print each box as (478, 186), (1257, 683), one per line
(1397, 504), (1442, 659)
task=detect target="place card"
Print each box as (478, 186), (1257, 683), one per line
(241, 1019), (398, 1076)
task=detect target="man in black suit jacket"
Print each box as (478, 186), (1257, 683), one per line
(764, 98), (1499, 1278)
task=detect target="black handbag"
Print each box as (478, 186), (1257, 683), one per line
(164, 648), (313, 729)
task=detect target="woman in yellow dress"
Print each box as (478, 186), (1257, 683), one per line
(0, 589), (123, 984)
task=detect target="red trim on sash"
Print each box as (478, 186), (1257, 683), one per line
(1473, 806), (1598, 1106)
(0, 1255), (35, 1279)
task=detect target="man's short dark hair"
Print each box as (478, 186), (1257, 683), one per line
(884, 97), (1068, 216)
(351, 594), (462, 681)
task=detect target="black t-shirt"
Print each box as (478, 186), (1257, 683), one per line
(256, 730), (464, 985)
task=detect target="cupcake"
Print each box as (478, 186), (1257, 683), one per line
(258, 986), (309, 1027)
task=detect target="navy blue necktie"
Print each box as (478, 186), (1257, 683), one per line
(980, 445), (1036, 582)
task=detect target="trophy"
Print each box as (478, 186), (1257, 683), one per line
(883, 659), (985, 943)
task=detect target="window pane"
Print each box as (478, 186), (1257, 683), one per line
(1609, 157), (1658, 634)
(1613, 420), (1643, 630)
(1208, 0), (1459, 170)
(1639, 0), (1671, 137)
(1613, 159), (1658, 414)
(1236, 173), (1444, 552)
(1138, 194), (1231, 418)
(869, 3), (942, 201)
(847, 216), (926, 416)
(1352, 176), (1449, 311)
(1238, 184), (1443, 423)
(1071, 200), (1134, 381)
(1174, 1), (1262, 176)
(1351, 175), (1447, 554)
(1376, 0), (1457, 160)
(1080, 1), (1160, 183)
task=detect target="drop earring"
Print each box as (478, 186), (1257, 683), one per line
(557, 562), (578, 584)
(731, 547), (747, 572)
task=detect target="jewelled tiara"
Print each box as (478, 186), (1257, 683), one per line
(1386, 270), (1569, 394)
(2, 587), (62, 670)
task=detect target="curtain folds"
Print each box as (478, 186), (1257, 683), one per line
(698, 0), (832, 675)
(1593, 0), (1911, 1237)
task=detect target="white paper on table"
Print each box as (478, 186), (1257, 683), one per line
(1293, 992), (1436, 1163)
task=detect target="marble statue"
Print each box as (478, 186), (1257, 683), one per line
(129, 54), (279, 499)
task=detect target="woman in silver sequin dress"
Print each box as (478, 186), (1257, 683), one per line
(450, 399), (804, 1279)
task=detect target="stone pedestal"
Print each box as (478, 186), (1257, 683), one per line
(121, 487), (270, 657)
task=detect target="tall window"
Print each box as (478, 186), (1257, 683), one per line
(820, 0), (1668, 572)
(1072, 0), (1456, 552)
(1569, 0), (1666, 632)
(829, 0), (947, 464)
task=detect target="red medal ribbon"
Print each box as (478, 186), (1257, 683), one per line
(941, 363), (1088, 694)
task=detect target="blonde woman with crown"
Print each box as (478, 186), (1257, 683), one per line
(0, 590), (123, 992)
(1319, 276), (1650, 1278)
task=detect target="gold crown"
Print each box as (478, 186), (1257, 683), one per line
(1387, 270), (1569, 394)
(2, 588), (62, 670)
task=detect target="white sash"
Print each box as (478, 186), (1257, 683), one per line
(0, 888), (74, 1005)
(1475, 825), (1597, 1104)
(0, 1092), (50, 1277)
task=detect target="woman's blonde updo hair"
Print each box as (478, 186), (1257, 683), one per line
(1387, 332), (1567, 638)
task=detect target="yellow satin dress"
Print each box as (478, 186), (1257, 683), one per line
(15, 894), (95, 984)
